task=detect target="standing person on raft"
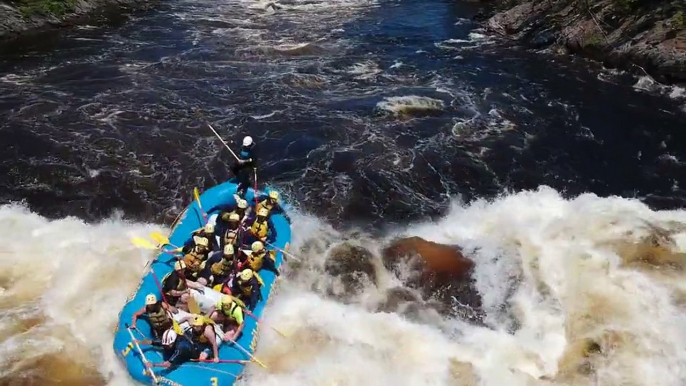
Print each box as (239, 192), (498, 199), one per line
(230, 136), (257, 197)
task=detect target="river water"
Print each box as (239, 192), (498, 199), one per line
(1, 0), (686, 384)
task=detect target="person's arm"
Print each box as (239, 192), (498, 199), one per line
(263, 253), (280, 276)
(234, 309), (245, 339)
(131, 306), (146, 328)
(162, 301), (177, 314)
(248, 282), (260, 309)
(165, 275), (188, 298)
(206, 327), (219, 362)
(185, 279), (205, 291)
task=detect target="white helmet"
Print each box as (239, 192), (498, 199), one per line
(162, 329), (178, 345)
(242, 136), (253, 147)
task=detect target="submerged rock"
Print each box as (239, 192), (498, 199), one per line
(323, 242), (377, 299)
(381, 236), (474, 278)
(381, 236), (484, 322)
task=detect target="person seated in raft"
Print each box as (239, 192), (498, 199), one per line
(219, 213), (245, 250)
(131, 294), (175, 339)
(255, 190), (290, 221)
(207, 295), (246, 343)
(163, 261), (205, 312)
(199, 244), (238, 288)
(244, 207), (276, 245)
(230, 268), (263, 310)
(191, 223), (220, 252)
(239, 241), (279, 277)
(133, 328), (179, 362)
(182, 237), (211, 282)
(175, 314), (220, 363)
(171, 231), (215, 255)
(144, 329), (201, 370)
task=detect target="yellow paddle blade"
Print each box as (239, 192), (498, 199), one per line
(132, 237), (158, 250)
(150, 232), (170, 246)
(187, 296), (201, 315)
(193, 187), (202, 208)
(172, 319), (184, 335)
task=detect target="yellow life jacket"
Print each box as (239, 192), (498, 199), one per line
(211, 257), (234, 276)
(256, 199), (276, 216)
(238, 272), (264, 294)
(246, 251), (267, 271)
(250, 219), (268, 238)
(147, 306), (172, 329)
(219, 301), (244, 322)
(223, 228), (239, 246)
(193, 316), (215, 343)
(184, 248), (206, 272)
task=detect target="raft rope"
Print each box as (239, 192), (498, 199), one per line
(184, 363), (240, 380)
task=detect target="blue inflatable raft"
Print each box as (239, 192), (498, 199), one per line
(113, 180), (291, 385)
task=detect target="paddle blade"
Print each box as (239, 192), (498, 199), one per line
(193, 187), (201, 206)
(187, 296), (201, 315)
(150, 232), (170, 247)
(132, 237), (158, 250)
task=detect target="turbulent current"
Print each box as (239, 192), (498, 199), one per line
(1, 0), (686, 385)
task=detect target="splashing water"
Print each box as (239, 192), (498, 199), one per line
(2, 186), (686, 385)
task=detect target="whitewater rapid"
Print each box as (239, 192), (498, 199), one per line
(2, 186), (686, 385)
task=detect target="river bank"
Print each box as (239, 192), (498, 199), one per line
(0, 0), (157, 42)
(476, 0), (686, 84)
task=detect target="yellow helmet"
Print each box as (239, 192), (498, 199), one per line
(223, 244), (234, 256)
(239, 269), (253, 282)
(221, 295), (234, 306)
(257, 208), (269, 217)
(204, 223), (215, 234)
(268, 191), (279, 200)
(251, 241), (264, 253)
(229, 213), (240, 221)
(145, 294), (157, 305)
(191, 315), (204, 327)
(238, 199), (248, 209)
(174, 260), (186, 271)
(195, 237), (209, 247)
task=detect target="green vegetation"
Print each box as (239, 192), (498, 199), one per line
(16, 0), (76, 18)
(673, 11), (685, 30)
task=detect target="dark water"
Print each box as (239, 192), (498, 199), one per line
(0, 0), (685, 227)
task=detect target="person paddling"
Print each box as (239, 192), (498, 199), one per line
(230, 136), (257, 197)
(131, 294), (175, 339)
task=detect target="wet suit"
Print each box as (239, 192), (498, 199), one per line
(166, 332), (201, 369)
(230, 143), (257, 196)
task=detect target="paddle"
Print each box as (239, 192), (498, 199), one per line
(194, 187), (208, 223)
(226, 336), (268, 368)
(244, 309), (288, 338)
(192, 359), (249, 364)
(125, 324), (159, 384)
(187, 296), (201, 315)
(253, 168), (259, 208)
(132, 237), (181, 258)
(149, 232), (180, 249)
(266, 242), (300, 262)
(194, 108), (240, 162)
